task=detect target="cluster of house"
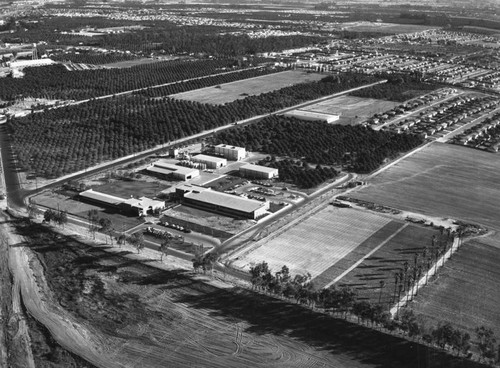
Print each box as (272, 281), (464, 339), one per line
(379, 93), (500, 139)
(78, 143), (279, 220)
(453, 113), (500, 152)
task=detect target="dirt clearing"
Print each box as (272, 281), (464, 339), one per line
(171, 70), (325, 105)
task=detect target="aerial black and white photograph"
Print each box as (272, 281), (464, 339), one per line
(0, 0), (499, 367)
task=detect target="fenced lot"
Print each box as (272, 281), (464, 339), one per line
(409, 239), (500, 338)
(171, 70), (324, 105)
(351, 142), (500, 231)
(231, 207), (391, 279)
(300, 95), (399, 125)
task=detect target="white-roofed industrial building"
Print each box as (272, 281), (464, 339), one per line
(239, 164), (279, 179)
(79, 189), (165, 216)
(175, 185), (269, 220)
(146, 160), (199, 181)
(214, 144), (246, 161)
(283, 109), (339, 123)
(192, 154), (227, 169)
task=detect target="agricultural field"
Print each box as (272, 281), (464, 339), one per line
(171, 70), (324, 105)
(17, 221), (481, 368)
(351, 142), (500, 232)
(322, 222), (442, 308)
(338, 22), (439, 34)
(300, 95), (399, 125)
(409, 238), (500, 338)
(230, 207), (392, 279)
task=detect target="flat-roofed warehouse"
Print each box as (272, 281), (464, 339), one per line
(79, 189), (165, 216)
(146, 161), (199, 181)
(192, 154), (227, 169)
(214, 144), (246, 161)
(176, 185), (269, 220)
(239, 164), (279, 179)
(283, 109), (340, 124)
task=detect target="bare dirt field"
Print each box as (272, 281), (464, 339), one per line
(171, 70), (324, 105)
(351, 142), (500, 232)
(14, 220), (486, 368)
(409, 238), (500, 338)
(300, 95), (399, 125)
(231, 207), (391, 279)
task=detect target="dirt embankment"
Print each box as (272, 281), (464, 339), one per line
(3, 213), (121, 368)
(0, 214), (35, 368)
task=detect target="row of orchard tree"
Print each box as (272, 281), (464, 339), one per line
(0, 58), (267, 101)
(8, 73), (381, 179)
(248, 260), (499, 364)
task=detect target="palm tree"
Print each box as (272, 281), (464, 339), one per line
(160, 239), (169, 261)
(378, 280), (386, 304)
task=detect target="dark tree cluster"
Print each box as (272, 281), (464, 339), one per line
(350, 73), (441, 102)
(51, 50), (138, 65)
(0, 58), (259, 101)
(8, 73), (382, 179)
(7, 14), (321, 57)
(214, 115), (424, 175)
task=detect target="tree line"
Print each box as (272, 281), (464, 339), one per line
(350, 73), (442, 102)
(248, 260), (499, 364)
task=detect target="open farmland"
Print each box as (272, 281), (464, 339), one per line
(339, 22), (439, 34)
(300, 95), (399, 125)
(409, 238), (500, 338)
(231, 207), (391, 279)
(171, 70), (324, 105)
(17, 222), (486, 368)
(323, 223), (442, 308)
(351, 142), (500, 231)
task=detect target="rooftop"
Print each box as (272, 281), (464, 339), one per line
(215, 143), (246, 151)
(185, 189), (266, 213)
(150, 161), (199, 175)
(240, 164), (279, 173)
(79, 189), (125, 205)
(192, 154), (227, 163)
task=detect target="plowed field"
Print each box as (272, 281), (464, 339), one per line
(231, 207), (391, 279)
(409, 238), (500, 338)
(351, 143), (500, 231)
(21, 221), (487, 368)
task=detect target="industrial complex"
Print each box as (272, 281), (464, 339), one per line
(175, 184), (269, 219)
